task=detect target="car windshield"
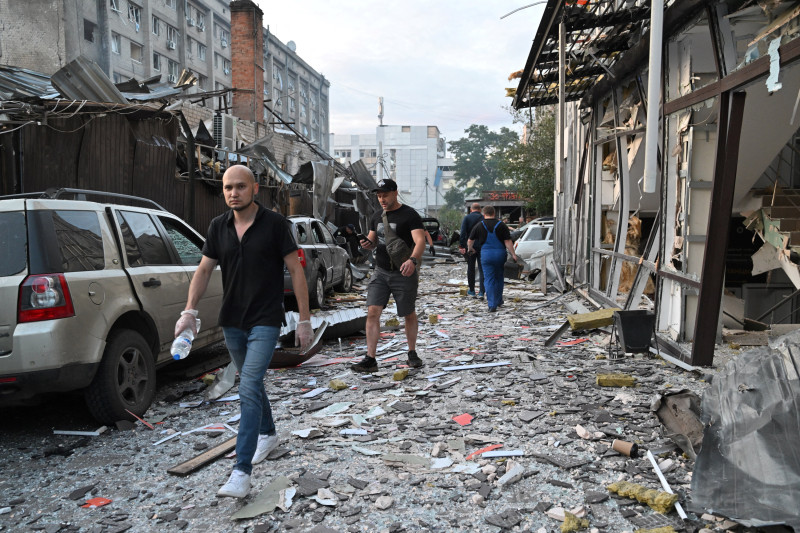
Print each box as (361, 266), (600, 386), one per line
(0, 211), (27, 276)
(523, 227), (550, 241)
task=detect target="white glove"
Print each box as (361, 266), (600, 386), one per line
(174, 309), (199, 337)
(295, 320), (314, 352)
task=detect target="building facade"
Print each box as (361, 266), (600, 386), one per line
(330, 125), (447, 214)
(513, 0), (800, 366)
(0, 0), (329, 150)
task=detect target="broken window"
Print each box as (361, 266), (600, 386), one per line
(83, 19), (96, 43)
(168, 60), (179, 83)
(111, 33), (121, 54)
(109, 0), (120, 11)
(152, 15), (160, 36)
(166, 25), (178, 49)
(196, 12), (205, 31)
(667, 12), (720, 101)
(128, 3), (141, 28)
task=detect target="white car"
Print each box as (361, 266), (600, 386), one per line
(513, 221), (554, 267)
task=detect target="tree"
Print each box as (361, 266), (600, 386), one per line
(436, 206), (465, 240)
(443, 187), (466, 210)
(448, 125), (519, 200)
(499, 106), (556, 216)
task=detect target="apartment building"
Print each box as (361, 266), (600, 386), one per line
(0, 0), (329, 150)
(331, 125), (447, 214)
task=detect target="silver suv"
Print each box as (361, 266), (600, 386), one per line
(0, 190), (223, 423)
(283, 216), (353, 308)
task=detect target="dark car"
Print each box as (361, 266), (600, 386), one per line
(421, 217), (445, 244)
(283, 216), (353, 308)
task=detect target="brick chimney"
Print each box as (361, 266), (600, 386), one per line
(229, 0), (264, 124)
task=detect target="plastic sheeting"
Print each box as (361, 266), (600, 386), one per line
(691, 330), (800, 529)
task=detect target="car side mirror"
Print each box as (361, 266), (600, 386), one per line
(335, 236), (346, 245)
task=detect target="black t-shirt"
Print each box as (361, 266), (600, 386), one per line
(468, 218), (512, 247)
(369, 204), (424, 270)
(202, 204), (298, 328)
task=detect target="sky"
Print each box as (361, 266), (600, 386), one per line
(252, 1), (547, 150)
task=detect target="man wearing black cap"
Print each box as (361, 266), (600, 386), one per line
(353, 178), (426, 372)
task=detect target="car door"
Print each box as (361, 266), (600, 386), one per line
(310, 220), (334, 285)
(114, 209), (191, 355)
(317, 221), (345, 283)
(155, 214), (223, 341)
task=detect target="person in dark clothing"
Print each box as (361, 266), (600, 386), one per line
(352, 178), (426, 373)
(468, 205), (518, 312)
(459, 202), (485, 297)
(175, 165), (313, 499)
(334, 224), (361, 259)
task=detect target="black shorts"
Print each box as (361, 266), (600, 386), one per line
(366, 267), (419, 317)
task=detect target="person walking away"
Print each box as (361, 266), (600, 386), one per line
(467, 205), (518, 312)
(352, 178), (426, 372)
(459, 202), (484, 297)
(175, 165), (313, 498)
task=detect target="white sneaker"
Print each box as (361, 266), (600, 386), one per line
(252, 433), (279, 464)
(217, 470), (251, 498)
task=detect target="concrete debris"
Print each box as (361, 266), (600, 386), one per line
(374, 495), (394, 510)
(2, 259), (739, 532)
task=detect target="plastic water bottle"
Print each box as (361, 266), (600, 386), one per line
(171, 318), (200, 360)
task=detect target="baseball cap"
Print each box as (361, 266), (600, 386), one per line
(372, 179), (398, 193)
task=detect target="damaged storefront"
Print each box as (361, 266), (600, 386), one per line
(513, 0), (800, 367)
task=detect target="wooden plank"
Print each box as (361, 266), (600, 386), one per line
(167, 436), (237, 476)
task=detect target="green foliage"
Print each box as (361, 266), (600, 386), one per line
(436, 206), (465, 237)
(443, 187), (466, 210)
(448, 125), (519, 199)
(499, 106), (556, 216)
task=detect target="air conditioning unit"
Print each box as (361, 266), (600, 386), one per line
(213, 112), (236, 151)
(187, 18), (195, 26)
(223, 67), (230, 75)
(197, 22), (204, 31)
(166, 40), (175, 49)
(220, 39), (227, 48)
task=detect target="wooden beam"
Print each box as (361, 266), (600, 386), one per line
(167, 436), (237, 476)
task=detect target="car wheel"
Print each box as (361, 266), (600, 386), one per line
(85, 329), (156, 424)
(309, 271), (325, 309)
(335, 264), (353, 292)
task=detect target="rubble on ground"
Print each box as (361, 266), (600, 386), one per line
(0, 259), (763, 532)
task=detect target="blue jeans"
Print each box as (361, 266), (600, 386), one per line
(223, 326), (280, 475)
(481, 248), (507, 309)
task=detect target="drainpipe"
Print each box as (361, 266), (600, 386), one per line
(643, 0), (663, 194)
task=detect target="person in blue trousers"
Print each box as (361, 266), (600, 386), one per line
(467, 205), (518, 312)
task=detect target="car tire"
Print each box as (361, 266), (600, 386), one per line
(309, 270), (325, 309)
(334, 264), (353, 292)
(85, 329), (156, 424)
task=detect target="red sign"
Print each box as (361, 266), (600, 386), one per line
(483, 190), (520, 201)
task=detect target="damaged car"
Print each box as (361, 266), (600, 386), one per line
(0, 190), (224, 423)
